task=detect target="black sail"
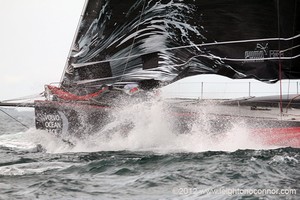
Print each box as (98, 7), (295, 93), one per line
(61, 0), (300, 92)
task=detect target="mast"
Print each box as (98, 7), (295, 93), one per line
(59, 0), (89, 86)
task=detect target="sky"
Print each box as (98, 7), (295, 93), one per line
(0, 0), (85, 100)
(0, 0), (299, 101)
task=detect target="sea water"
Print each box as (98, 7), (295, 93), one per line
(0, 102), (299, 200)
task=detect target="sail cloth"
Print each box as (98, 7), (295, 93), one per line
(61, 0), (300, 92)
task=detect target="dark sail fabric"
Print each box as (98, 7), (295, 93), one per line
(61, 0), (300, 92)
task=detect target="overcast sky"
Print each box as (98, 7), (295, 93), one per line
(0, 0), (85, 100)
(0, 0), (298, 101)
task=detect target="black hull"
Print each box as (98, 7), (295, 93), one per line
(34, 100), (110, 137)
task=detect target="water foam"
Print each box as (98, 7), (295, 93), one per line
(0, 129), (39, 151)
(0, 129), (72, 153)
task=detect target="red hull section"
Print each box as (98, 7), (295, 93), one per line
(253, 127), (300, 148)
(46, 85), (108, 101)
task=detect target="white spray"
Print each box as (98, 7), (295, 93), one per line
(1, 97), (270, 153)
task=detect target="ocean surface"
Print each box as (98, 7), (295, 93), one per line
(0, 107), (299, 200)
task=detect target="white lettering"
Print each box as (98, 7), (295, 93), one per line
(37, 114), (61, 122)
(45, 121), (62, 129)
(269, 50), (284, 58)
(46, 128), (60, 134)
(245, 51), (264, 62)
(45, 114), (60, 121)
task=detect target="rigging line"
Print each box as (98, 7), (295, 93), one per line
(121, 0), (147, 81)
(277, 0), (283, 114)
(287, 0), (298, 99)
(0, 108), (29, 129)
(72, 35), (300, 68)
(285, 94), (300, 113)
(1, 92), (44, 103)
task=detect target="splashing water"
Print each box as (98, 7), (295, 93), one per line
(0, 98), (273, 154)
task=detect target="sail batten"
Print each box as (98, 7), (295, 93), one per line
(71, 35), (300, 69)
